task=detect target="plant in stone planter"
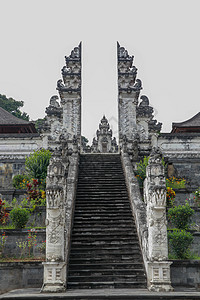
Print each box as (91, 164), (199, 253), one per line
(0, 199), (9, 225)
(168, 202), (194, 230)
(16, 240), (27, 258)
(0, 232), (8, 256)
(38, 240), (46, 256)
(9, 207), (30, 229)
(166, 187), (176, 207)
(193, 188), (200, 207)
(27, 229), (37, 257)
(12, 174), (30, 189)
(168, 229), (193, 259)
(166, 177), (186, 189)
(26, 179), (46, 208)
(135, 156), (149, 188)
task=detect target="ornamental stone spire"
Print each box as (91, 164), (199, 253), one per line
(58, 42), (81, 141)
(91, 116), (118, 153)
(117, 43), (162, 159)
(41, 43), (82, 151)
(117, 42), (142, 148)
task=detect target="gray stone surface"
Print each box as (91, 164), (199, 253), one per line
(1, 287), (200, 299)
(0, 262), (43, 295)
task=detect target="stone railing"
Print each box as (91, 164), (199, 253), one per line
(41, 150), (79, 293)
(121, 148), (173, 292)
(121, 152), (148, 273)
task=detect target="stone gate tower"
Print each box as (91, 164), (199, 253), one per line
(117, 42), (161, 160)
(41, 43), (82, 151)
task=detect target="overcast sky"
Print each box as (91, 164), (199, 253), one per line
(0, 0), (200, 143)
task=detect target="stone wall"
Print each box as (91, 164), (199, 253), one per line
(0, 262), (43, 294)
(158, 133), (200, 188)
(0, 134), (41, 190)
(0, 229), (46, 258)
(171, 260), (200, 288)
(1, 260), (200, 295)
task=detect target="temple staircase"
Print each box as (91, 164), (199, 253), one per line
(67, 154), (147, 289)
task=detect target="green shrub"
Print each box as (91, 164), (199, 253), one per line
(12, 174), (29, 189)
(135, 156), (149, 187)
(25, 149), (51, 187)
(168, 230), (193, 259)
(168, 202), (194, 230)
(9, 207), (29, 228)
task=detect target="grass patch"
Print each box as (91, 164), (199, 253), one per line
(0, 256), (45, 262)
(0, 225), (45, 230)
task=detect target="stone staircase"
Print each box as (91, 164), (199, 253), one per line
(67, 154), (147, 289)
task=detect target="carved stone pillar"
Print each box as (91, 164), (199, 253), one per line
(144, 147), (173, 292)
(41, 143), (79, 292)
(42, 148), (67, 292)
(117, 42), (142, 148)
(58, 43), (81, 147)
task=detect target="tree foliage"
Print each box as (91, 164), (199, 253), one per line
(0, 94), (30, 121)
(25, 149), (51, 185)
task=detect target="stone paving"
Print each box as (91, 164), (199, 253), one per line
(1, 288), (200, 300)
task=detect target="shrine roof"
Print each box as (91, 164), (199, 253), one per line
(171, 112), (200, 133)
(0, 107), (37, 134)
(0, 107), (29, 125)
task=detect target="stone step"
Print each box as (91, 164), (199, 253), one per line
(67, 281), (147, 289)
(70, 233), (138, 240)
(74, 210), (132, 215)
(68, 268), (145, 276)
(69, 262), (145, 270)
(70, 246), (140, 252)
(72, 221), (134, 227)
(70, 251), (141, 259)
(73, 218), (135, 223)
(76, 186), (127, 191)
(74, 202), (130, 207)
(75, 197), (129, 201)
(72, 227), (136, 233)
(73, 215), (133, 220)
(68, 275), (146, 283)
(71, 241), (140, 247)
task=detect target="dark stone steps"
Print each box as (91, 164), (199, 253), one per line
(67, 154), (146, 289)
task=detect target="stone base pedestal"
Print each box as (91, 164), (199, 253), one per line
(41, 262), (66, 293)
(147, 261), (173, 292)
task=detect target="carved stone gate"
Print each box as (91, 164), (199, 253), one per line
(41, 43), (172, 292)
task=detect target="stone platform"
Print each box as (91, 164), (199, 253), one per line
(1, 288), (200, 300)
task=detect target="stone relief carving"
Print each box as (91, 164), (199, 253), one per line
(143, 147), (173, 291)
(89, 116), (118, 153)
(57, 79), (65, 90)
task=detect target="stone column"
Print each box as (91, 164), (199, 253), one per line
(42, 148), (67, 292)
(57, 43), (82, 147)
(144, 147), (173, 292)
(117, 42), (142, 148)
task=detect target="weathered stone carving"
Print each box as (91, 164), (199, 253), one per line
(90, 116), (118, 153)
(118, 43), (162, 157)
(122, 147), (173, 292)
(40, 43), (81, 151)
(41, 44), (81, 293)
(144, 147), (173, 291)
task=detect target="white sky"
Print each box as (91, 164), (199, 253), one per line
(0, 0), (200, 143)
